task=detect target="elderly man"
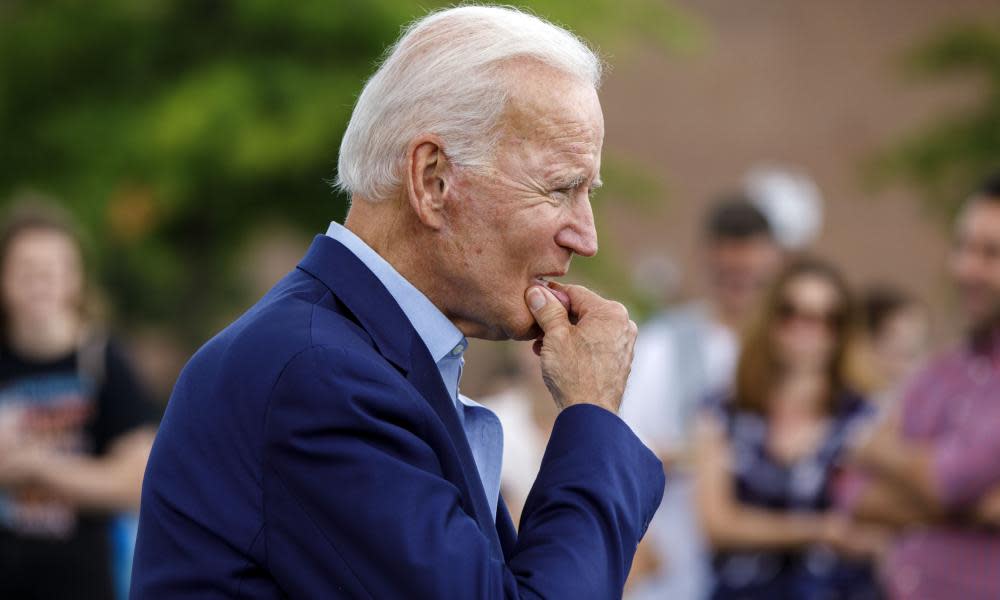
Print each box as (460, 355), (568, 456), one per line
(131, 6), (664, 599)
(845, 173), (1000, 598)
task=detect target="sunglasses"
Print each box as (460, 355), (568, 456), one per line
(776, 300), (844, 329)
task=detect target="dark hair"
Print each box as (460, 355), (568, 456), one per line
(975, 171), (1000, 200)
(958, 171), (1000, 217)
(734, 256), (863, 415)
(862, 285), (920, 337)
(704, 194), (773, 241)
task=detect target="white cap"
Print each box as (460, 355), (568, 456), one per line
(744, 164), (824, 250)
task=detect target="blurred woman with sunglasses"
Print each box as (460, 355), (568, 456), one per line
(694, 257), (886, 599)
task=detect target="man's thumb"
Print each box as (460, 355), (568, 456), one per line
(526, 286), (568, 332)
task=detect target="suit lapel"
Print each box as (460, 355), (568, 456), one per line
(297, 235), (503, 557)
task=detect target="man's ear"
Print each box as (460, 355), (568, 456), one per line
(406, 135), (452, 230)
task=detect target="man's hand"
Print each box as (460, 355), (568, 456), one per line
(525, 282), (637, 413)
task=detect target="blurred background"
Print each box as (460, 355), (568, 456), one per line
(0, 1), (998, 598)
(1, 0), (996, 399)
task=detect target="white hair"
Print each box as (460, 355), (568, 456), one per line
(334, 5), (603, 202)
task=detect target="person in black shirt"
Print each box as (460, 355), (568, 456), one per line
(0, 204), (158, 599)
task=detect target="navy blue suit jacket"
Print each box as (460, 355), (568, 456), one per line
(131, 235), (665, 599)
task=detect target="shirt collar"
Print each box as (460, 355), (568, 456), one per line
(325, 222), (465, 364)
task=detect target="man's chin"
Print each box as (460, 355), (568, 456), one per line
(502, 309), (543, 342)
(510, 322), (543, 342)
(465, 312), (540, 342)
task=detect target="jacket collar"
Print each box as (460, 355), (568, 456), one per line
(297, 235), (504, 556)
(299, 235), (413, 373)
(324, 221), (465, 366)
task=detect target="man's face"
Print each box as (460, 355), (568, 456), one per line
(951, 198), (1000, 332)
(437, 64), (603, 341)
(706, 235), (783, 322)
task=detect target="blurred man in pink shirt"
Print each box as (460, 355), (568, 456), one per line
(845, 172), (1000, 599)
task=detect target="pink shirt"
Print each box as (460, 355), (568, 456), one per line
(886, 330), (1000, 599)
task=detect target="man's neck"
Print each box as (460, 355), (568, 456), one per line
(345, 199), (425, 286)
(343, 200), (462, 332)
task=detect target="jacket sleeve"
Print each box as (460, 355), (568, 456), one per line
(262, 345), (664, 599)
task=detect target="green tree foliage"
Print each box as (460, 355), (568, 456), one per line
(0, 0), (689, 342)
(871, 18), (1000, 217)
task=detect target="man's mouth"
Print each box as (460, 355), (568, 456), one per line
(532, 275), (571, 311)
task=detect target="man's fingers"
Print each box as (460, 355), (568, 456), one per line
(546, 281), (606, 317)
(546, 284), (571, 312)
(526, 286), (569, 333)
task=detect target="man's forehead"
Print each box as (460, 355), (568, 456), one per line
(507, 99), (601, 142)
(500, 62), (602, 139)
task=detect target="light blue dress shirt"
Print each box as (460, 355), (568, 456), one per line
(326, 222), (504, 518)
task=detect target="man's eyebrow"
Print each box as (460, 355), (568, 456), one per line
(552, 174), (602, 190)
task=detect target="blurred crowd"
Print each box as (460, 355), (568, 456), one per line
(484, 172), (1000, 600)
(0, 171), (996, 599)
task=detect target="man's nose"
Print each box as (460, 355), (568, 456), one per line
(555, 197), (598, 257)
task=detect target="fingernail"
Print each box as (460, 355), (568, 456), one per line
(527, 287), (546, 311)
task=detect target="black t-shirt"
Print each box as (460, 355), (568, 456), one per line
(0, 336), (159, 599)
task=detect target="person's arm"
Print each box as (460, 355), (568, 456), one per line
(845, 460), (1000, 530)
(692, 413), (890, 559)
(844, 470), (942, 528)
(693, 414), (830, 550)
(264, 346), (663, 599)
(0, 426), (154, 511)
(264, 285), (664, 599)
(0, 338), (159, 511)
(852, 397), (1000, 516)
(849, 410), (940, 509)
